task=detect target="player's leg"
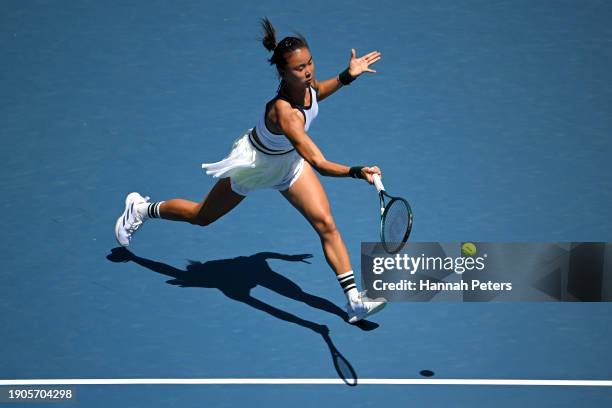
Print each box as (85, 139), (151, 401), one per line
(158, 177), (245, 226)
(280, 163), (385, 323)
(280, 163), (351, 276)
(115, 178), (245, 246)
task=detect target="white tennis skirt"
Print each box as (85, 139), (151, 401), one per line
(202, 129), (304, 196)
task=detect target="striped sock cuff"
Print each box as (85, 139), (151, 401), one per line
(147, 202), (164, 218)
(337, 270), (356, 293)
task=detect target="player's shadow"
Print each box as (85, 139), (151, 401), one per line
(107, 247), (378, 385)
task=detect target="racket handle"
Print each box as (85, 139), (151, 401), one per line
(372, 174), (385, 193)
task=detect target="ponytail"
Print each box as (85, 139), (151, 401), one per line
(260, 17), (309, 72)
(260, 17), (277, 52)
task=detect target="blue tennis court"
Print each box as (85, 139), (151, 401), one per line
(2, 0), (612, 406)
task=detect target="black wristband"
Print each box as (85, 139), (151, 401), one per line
(338, 68), (356, 86)
(348, 166), (365, 179)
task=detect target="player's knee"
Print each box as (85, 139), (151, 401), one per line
(191, 212), (213, 227)
(315, 214), (337, 237)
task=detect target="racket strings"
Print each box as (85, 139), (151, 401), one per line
(382, 199), (411, 253)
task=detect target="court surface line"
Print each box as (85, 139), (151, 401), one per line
(1, 379), (611, 386)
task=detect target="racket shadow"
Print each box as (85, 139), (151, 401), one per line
(106, 247), (374, 385)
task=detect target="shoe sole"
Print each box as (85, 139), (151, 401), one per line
(348, 301), (387, 324)
(114, 192), (140, 247)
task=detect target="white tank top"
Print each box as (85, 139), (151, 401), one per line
(252, 87), (319, 154)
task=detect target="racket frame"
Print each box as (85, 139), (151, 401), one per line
(372, 174), (413, 254)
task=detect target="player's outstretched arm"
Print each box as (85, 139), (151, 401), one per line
(313, 49), (381, 101)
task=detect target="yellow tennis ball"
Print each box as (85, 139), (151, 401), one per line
(461, 242), (477, 257)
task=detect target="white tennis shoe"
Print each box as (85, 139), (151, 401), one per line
(115, 192), (150, 247)
(346, 290), (387, 323)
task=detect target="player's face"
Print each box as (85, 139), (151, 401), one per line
(281, 47), (315, 88)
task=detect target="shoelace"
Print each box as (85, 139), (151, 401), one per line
(125, 218), (142, 235)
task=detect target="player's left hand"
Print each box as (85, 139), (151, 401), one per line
(348, 49), (381, 77)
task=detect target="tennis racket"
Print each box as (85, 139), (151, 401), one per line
(372, 174), (413, 254)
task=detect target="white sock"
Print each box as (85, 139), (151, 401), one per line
(337, 271), (360, 303)
(137, 201), (164, 219)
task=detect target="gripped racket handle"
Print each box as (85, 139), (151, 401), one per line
(372, 174), (385, 193)
(372, 174), (386, 215)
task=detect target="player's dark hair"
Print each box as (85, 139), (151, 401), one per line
(260, 18), (309, 73)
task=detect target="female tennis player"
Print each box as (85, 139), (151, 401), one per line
(115, 18), (386, 323)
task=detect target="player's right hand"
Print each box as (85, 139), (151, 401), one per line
(361, 166), (381, 185)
